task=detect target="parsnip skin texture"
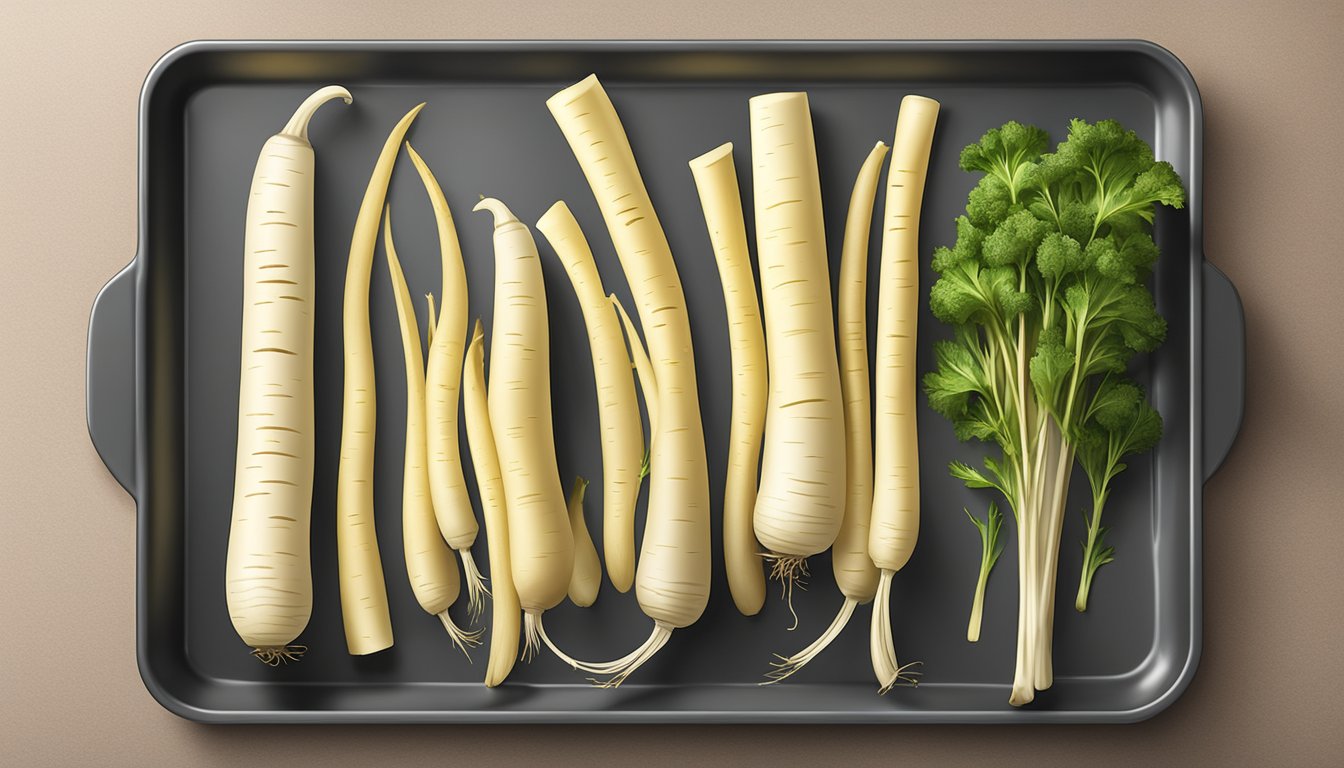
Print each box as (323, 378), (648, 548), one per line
(537, 201), (642, 594)
(566, 477), (603, 608)
(548, 75), (711, 632)
(477, 198), (574, 615)
(869, 95), (939, 693)
(464, 321), (521, 687)
(335, 102), (424, 656)
(226, 85), (349, 659)
(383, 216), (462, 618)
(749, 92), (847, 563)
(688, 142), (767, 617)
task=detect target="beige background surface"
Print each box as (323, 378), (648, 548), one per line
(3, 0), (1342, 765)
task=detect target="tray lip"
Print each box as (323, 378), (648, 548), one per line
(129, 38), (1205, 725)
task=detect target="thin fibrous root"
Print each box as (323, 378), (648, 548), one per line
(522, 611), (543, 662)
(437, 610), (484, 660)
(534, 615), (673, 688)
(458, 548), (491, 622)
(250, 645), (307, 666)
(878, 661), (924, 695)
(869, 569), (923, 694)
(762, 552), (810, 631)
(762, 597), (858, 685)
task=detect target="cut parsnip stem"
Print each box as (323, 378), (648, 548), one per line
(566, 477), (602, 607)
(869, 95), (939, 690)
(748, 92), (847, 615)
(227, 85), (349, 663)
(336, 101), (424, 656)
(475, 197), (574, 659)
(766, 141), (889, 681)
(464, 320), (521, 686)
(547, 74), (710, 686)
(408, 145), (487, 620)
(384, 215), (481, 657)
(537, 201), (643, 594)
(689, 142), (767, 617)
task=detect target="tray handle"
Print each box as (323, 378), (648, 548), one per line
(87, 261), (137, 496)
(1202, 261), (1245, 481)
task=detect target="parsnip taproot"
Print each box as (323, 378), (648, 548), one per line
(688, 142), (767, 617)
(544, 74), (710, 686)
(869, 95), (939, 692)
(748, 92), (847, 613)
(383, 214), (480, 655)
(226, 85), (349, 664)
(536, 201), (642, 594)
(336, 101), (423, 656)
(566, 477), (602, 608)
(463, 320), (521, 687)
(767, 141), (888, 682)
(406, 144), (487, 619)
(475, 197), (574, 659)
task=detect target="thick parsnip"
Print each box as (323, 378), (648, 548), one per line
(475, 197), (573, 658)
(869, 95), (939, 692)
(688, 142), (767, 617)
(408, 145), (487, 617)
(768, 141), (888, 682)
(543, 74), (710, 686)
(336, 102), (423, 656)
(383, 215), (480, 655)
(566, 477), (602, 608)
(748, 92), (847, 610)
(464, 320), (521, 687)
(537, 201), (642, 594)
(226, 85), (349, 664)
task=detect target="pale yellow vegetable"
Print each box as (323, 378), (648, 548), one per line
(475, 197), (574, 660)
(383, 215), (481, 655)
(609, 295), (659, 441)
(463, 320), (521, 687)
(748, 92), (846, 614)
(566, 477), (602, 608)
(425, 293), (438, 347)
(536, 201), (642, 594)
(336, 101), (423, 656)
(542, 74), (710, 686)
(869, 95), (939, 692)
(226, 85), (349, 664)
(767, 141), (888, 683)
(406, 145), (487, 619)
(688, 142), (767, 617)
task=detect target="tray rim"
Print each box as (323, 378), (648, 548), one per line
(120, 38), (1206, 724)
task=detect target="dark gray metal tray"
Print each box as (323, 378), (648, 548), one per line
(86, 40), (1244, 723)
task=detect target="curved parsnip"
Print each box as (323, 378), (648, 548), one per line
(566, 477), (602, 607)
(226, 85), (349, 664)
(476, 197), (573, 659)
(768, 141), (888, 683)
(869, 95), (939, 692)
(749, 92), (846, 609)
(383, 216), (480, 655)
(464, 321), (521, 687)
(544, 74), (710, 686)
(688, 142), (767, 617)
(407, 145), (487, 618)
(335, 101), (423, 656)
(537, 201), (642, 594)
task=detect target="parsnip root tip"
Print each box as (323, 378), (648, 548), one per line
(522, 612), (543, 663)
(250, 645), (307, 666)
(762, 553), (810, 631)
(437, 611), (484, 660)
(459, 548), (491, 621)
(762, 597), (859, 684)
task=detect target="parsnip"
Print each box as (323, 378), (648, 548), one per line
(869, 95), (939, 692)
(566, 477), (602, 608)
(543, 74), (710, 686)
(536, 201), (642, 594)
(463, 321), (521, 687)
(383, 215), (480, 655)
(748, 92), (847, 613)
(407, 144), (487, 619)
(336, 101), (423, 656)
(767, 141), (889, 683)
(226, 85), (349, 664)
(688, 142), (767, 617)
(475, 197), (574, 659)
